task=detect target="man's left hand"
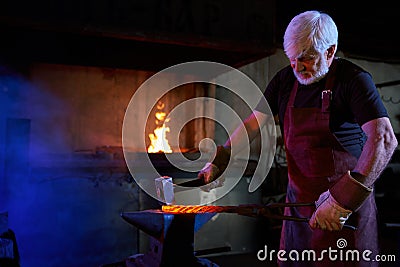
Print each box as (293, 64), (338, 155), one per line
(309, 191), (352, 231)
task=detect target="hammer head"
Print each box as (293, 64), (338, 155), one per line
(155, 176), (175, 205)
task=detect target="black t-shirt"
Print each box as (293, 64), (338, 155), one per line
(256, 58), (389, 158)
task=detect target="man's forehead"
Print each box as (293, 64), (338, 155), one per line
(287, 46), (318, 59)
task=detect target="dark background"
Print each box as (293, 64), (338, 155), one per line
(1, 0), (399, 72)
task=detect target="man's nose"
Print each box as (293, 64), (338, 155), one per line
(291, 60), (305, 72)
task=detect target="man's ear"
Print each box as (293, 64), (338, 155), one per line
(327, 45), (336, 59)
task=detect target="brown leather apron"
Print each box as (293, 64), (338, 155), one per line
(279, 68), (379, 267)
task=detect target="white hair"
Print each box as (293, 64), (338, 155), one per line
(283, 10), (338, 60)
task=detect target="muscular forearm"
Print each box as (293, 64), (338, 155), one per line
(224, 111), (268, 156)
(199, 111), (269, 183)
(352, 117), (398, 187)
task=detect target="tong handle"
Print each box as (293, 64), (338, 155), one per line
(264, 202), (315, 208)
(237, 203), (357, 230)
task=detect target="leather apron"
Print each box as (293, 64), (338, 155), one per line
(279, 67), (379, 267)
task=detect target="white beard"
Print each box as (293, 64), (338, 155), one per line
(295, 57), (330, 85)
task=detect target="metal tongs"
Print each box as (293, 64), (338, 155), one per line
(161, 202), (357, 230)
(161, 202), (313, 222)
(232, 202), (314, 222)
(223, 202), (357, 230)
(155, 177), (356, 229)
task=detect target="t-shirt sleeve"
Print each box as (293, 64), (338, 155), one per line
(347, 72), (388, 126)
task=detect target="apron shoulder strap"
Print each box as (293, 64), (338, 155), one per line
(321, 58), (339, 113)
(325, 58), (338, 90)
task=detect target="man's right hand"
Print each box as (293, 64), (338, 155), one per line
(197, 145), (230, 184)
(198, 162), (220, 184)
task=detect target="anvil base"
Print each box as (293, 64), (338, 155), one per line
(121, 210), (219, 267)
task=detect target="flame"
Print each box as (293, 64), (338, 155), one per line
(148, 101), (172, 153)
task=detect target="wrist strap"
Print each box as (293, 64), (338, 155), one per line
(330, 171), (372, 211)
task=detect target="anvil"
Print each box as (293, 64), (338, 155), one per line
(121, 209), (220, 267)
